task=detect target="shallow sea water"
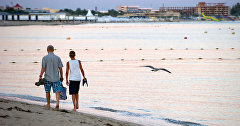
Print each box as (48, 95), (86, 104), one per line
(0, 22), (240, 126)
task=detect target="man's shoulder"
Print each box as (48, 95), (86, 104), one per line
(42, 54), (48, 59)
(43, 53), (61, 60)
(49, 53), (61, 58)
(54, 54), (61, 60)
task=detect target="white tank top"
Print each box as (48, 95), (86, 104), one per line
(69, 59), (81, 81)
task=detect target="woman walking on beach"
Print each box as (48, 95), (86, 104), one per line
(66, 51), (86, 111)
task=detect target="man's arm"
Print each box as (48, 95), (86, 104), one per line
(58, 57), (64, 82)
(79, 60), (86, 79)
(59, 67), (63, 82)
(65, 62), (69, 86)
(40, 57), (46, 80)
(39, 67), (45, 80)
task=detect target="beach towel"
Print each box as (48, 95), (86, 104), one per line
(60, 86), (67, 100)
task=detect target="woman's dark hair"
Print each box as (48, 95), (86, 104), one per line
(69, 51), (75, 57)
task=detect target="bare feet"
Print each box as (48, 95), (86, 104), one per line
(44, 104), (50, 109)
(76, 105), (79, 109)
(72, 108), (76, 111)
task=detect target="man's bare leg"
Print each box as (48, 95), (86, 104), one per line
(55, 92), (60, 109)
(45, 92), (50, 109)
(76, 93), (79, 109)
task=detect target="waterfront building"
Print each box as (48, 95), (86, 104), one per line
(25, 8), (50, 13)
(86, 9), (97, 21)
(0, 12), (66, 21)
(0, 9), (96, 22)
(158, 2), (230, 16)
(159, 7), (196, 16)
(196, 2), (230, 16)
(117, 5), (179, 21)
(117, 6), (152, 13)
(0, 12), (9, 20)
(13, 4), (24, 10)
(42, 8), (59, 13)
(117, 6), (129, 12)
(123, 11), (180, 21)
(99, 11), (108, 14)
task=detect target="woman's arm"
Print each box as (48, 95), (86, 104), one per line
(66, 62), (70, 86)
(79, 60), (86, 79)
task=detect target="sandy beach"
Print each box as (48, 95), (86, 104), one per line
(0, 98), (140, 126)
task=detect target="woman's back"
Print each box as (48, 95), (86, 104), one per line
(69, 59), (81, 81)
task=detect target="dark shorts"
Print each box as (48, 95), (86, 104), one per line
(69, 80), (80, 95)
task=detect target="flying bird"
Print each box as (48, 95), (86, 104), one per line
(141, 65), (172, 73)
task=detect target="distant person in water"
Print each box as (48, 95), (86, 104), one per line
(66, 51), (86, 111)
(39, 45), (64, 109)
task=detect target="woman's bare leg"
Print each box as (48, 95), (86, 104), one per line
(76, 93), (79, 109)
(72, 94), (76, 111)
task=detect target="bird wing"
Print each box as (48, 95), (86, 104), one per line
(159, 68), (172, 74)
(141, 65), (155, 69)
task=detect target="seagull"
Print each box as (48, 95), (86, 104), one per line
(141, 65), (172, 73)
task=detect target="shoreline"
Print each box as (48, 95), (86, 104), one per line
(0, 97), (141, 126)
(0, 21), (89, 26)
(0, 20), (176, 26)
(0, 20), (238, 26)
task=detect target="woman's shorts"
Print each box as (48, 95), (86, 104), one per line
(69, 80), (80, 95)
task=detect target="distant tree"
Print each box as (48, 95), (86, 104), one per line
(75, 8), (82, 15)
(118, 11), (124, 15)
(96, 11), (107, 17)
(231, 2), (240, 16)
(5, 7), (14, 12)
(82, 9), (88, 15)
(4, 8), (28, 14)
(60, 8), (74, 15)
(59, 8), (88, 15)
(91, 10), (97, 15)
(108, 9), (120, 17)
(58, 8), (122, 17)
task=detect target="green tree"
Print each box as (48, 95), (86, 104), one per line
(60, 8), (74, 15)
(81, 9), (88, 15)
(231, 2), (240, 16)
(59, 8), (122, 17)
(3, 7), (28, 14)
(108, 9), (120, 17)
(75, 8), (82, 15)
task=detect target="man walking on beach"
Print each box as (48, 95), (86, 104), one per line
(39, 45), (64, 109)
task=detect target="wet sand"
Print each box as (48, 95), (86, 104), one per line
(0, 98), (140, 126)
